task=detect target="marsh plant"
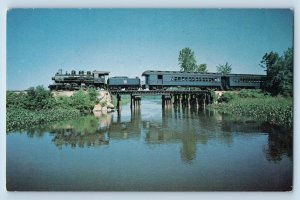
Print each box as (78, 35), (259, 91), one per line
(6, 86), (100, 131)
(209, 90), (292, 128)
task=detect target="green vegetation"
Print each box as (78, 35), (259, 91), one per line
(7, 86), (101, 131)
(196, 63), (208, 73)
(7, 108), (80, 132)
(209, 90), (292, 128)
(178, 47), (208, 73)
(209, 90), (218, 103)
(56, 89), (97, 113)
(260, 48), (293, 97)
(178, 47), (197, 72)
(209, 47), (293, 128)
(216, 62), (232, 75)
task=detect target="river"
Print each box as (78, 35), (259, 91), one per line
(6, 99), (293, 191)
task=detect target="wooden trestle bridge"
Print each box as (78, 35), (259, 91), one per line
(109, 90), (212, 110)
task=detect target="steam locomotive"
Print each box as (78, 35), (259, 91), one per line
(48, 69), (109, 90)
(48, 69), (266, 91)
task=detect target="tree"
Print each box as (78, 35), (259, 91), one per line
(178, 48), (197, 72)
(196, 64), (208, 73)
(25, 86), (55, 110)
(216, 62), (232, 75)
(260, 48), (293, 96)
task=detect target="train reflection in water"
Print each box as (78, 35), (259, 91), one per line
(18, 103), (292, 163)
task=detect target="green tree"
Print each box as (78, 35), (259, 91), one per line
(260, 48), (293, 96)
(178, 48), (197, 72)
(25, 86), (55, 110)
(196, 63), (208, 73)
(216, 62), (232, 75)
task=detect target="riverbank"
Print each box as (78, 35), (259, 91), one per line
(6, 87), (114, 131)
(208, 91), (292, 128)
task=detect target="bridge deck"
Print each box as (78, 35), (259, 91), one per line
(109, 90), (209, 96)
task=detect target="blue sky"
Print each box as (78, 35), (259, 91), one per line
(7, 9), (293, 90)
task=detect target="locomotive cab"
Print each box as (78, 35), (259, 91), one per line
(93, 71), (110, 88)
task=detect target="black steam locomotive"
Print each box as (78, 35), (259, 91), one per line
(48, 69), (109, 90)
(48, 69), (266, 91)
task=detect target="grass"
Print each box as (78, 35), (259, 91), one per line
(208, 95), (292, 128)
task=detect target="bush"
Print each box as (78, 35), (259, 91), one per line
(26, 86), (56, 110)
(209, 90), (218, 103)
(238, 89), (266, 98)
(87, 88), (98, 102)
(70, 90), (95, 113)
(218, 92), (237, 103)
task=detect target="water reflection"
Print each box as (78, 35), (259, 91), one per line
(9, 101), (292, 164)
(49, 115), (111, 149)
(261, 124), (293, 162)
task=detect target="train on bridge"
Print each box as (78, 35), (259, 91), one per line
(48, 69), (266, 91)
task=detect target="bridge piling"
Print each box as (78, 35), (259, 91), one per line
(117, 94), (122, 111)
(162, 95), (172, 108)
(131, 95), (141, 108)
(203, 93), (207, 109)
(195, 94), (199, 109)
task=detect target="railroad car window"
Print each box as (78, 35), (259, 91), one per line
(158, 75), (163, 79)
